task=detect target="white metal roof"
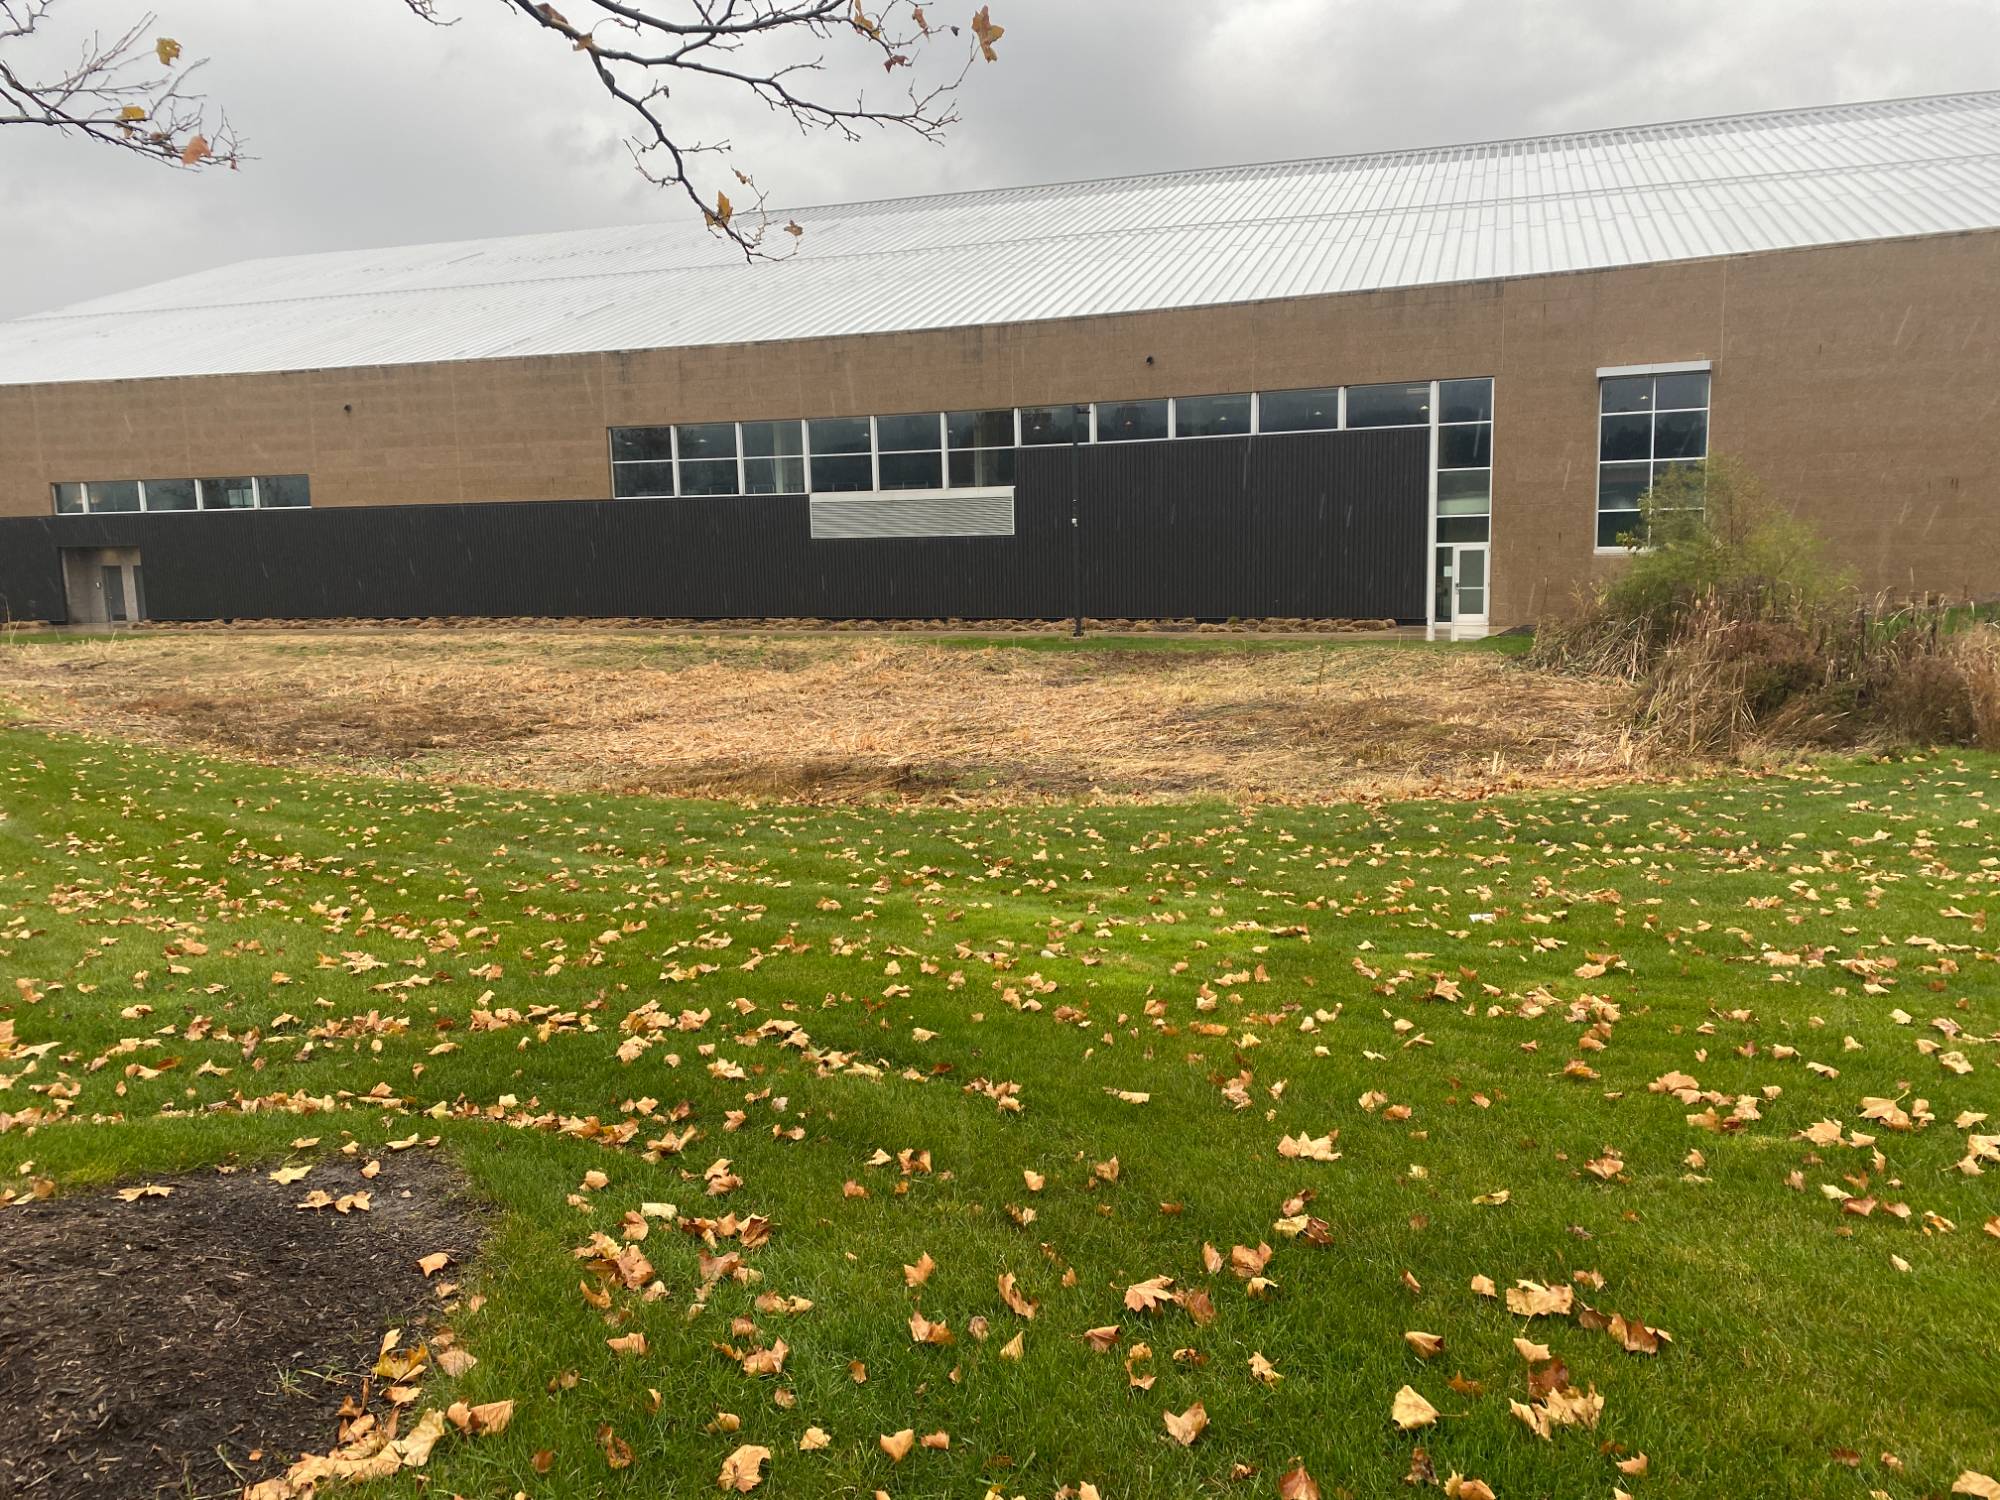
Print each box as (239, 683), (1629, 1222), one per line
(4, 90), (1999, 386)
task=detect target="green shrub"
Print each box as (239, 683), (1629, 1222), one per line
(1599, 456), (1852, 633)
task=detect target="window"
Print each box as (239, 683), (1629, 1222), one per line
(200, 476), (258, 510)
(79, 480), (141, 513)
(808, 416), (872, 491)
(947, 408), (1015, 487)
(1095, 399), (1168, 442)
(1436, 377), (1493, 544)
(671, 422), (737, 496)
(89, 480), (142, 513)
(1257, 387), (1339, 433)
(610, 427), (674, 498)
(1019, 404), (1089, 445)
(875, 412), (943, 490)
(742, 420), (804, 495)
(1596, 367), (1710, 547)
(257, 475), (311, 509)
(50, 475), (310, 513)
(1174, 393), (1251, 438)
(145, 478), (198, 511)
(1346, 381), (1431, 428)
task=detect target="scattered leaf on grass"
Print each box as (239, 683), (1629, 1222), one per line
(1163, 1401), (1208, 1445)
(1392, 1386), (1439, 1430)
(718, 1444), (770, 1490)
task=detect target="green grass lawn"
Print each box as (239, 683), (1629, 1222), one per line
(2, 727), (1996, 1498)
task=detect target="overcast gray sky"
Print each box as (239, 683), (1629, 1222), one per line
(3, 0), (1997, 320)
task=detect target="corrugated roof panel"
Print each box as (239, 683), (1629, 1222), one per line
(3, 90), (1998, 386)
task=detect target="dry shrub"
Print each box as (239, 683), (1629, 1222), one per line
(1944, 627), (2000, 749)
(1534, 456), (2000, 755)
(1545, 590), (2000, 755)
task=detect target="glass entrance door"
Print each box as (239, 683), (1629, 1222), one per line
(1451, 544), (1488, 629)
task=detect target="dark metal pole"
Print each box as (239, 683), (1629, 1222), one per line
(1069, 435), (1083, 637)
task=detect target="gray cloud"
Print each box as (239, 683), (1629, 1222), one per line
(2, 0), (1996, 319)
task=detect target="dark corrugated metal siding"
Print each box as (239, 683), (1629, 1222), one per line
(0, 427), (1426, 624)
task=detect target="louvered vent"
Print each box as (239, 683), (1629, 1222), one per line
(809, 489), (1015, 539)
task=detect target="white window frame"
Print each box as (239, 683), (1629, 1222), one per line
(1168, 392), (1255, 441)
(872, 411), (949, 492)
(1091, 397), (1169, 444)
(942, 409), (1016, 490)
(51, 475), (309, 515)
(606, 426), (677, 499)
(1593, 361), (1713, 555)
(1428, 376), (1496, 639)
(740, 419), (807, 497)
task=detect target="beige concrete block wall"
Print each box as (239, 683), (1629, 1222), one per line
(1, 230), (1995, 624)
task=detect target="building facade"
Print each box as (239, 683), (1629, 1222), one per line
(1, 93), (1997, 630)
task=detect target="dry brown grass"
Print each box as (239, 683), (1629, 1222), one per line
(0, 627), (1643, 803)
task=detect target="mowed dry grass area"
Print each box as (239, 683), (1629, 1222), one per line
(0, 627), (1639, 801)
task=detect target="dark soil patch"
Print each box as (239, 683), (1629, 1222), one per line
(121, 693), (547, 759)
(0, 1152), (485, 1499)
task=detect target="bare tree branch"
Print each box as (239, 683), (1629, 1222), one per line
(0, 0), (243, 168)
(0, 0), (1002, 252)
(404, 0), (1002, 254)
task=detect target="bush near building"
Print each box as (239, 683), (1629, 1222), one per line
(1532, 455), (2000, 752)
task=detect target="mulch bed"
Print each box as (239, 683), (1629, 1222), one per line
(0, 1153), (485, 1499)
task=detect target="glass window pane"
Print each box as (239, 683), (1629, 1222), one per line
(1599, 376), (1654, 414)
(742, 420), (803, 461)
(1256, 387), (1339, 433)
(1654, 458), (1706, 491)
(876, 412), (941, 452)
(1019, 404), (1089, 445)
(1597, 461), (1652, 510)
(878, 450), (943, 490)
(807, 416), (870, 456)
(947, 409), (1014, 448)
(199, 476), (258, 510)
(1597, 509), (1644, 548)
(144, 478), (198, 511)
(1599, 412), (1653, 462)
(53, 482), (87, 514)
(1653, 409), (1707, 460)
(743, 455), (805, 495)
(675, 422), (737, 462)
(678, 458), (739, 496)
(811, 453), (873, 492)
(257, 475), (310, 509)
(1097, 399), (1168, 442)
(1438, 514), (1490, 543)
(1174, 393), (1250, 437)
(87, 480), (140, 513)
(1438, 469), (1491, 511)
(1653, 371), (1710, 411)
(610, 426), (674, 463)
(948, 447), (1016, 487)
(1439, 423), (1492, 469)
(612, 461), (675, 498)
(612, 464), (676, 500)
(1438, 378), (1493, 424)
(1345, 381), (1431, 427)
